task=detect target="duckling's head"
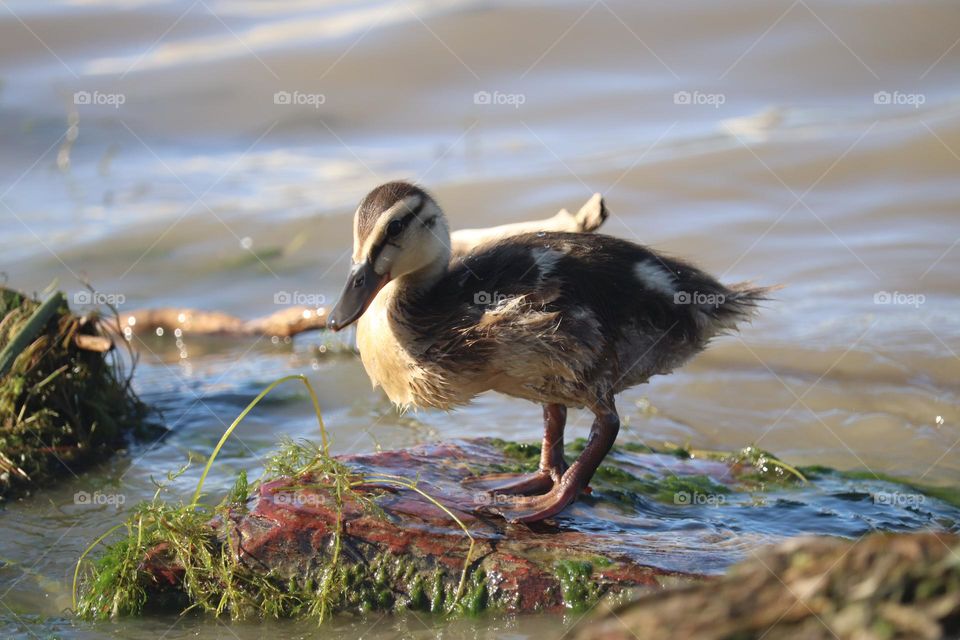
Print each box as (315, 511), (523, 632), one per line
(327, 181), (450, 331)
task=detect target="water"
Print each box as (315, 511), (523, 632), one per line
(1, 0), (959, 637)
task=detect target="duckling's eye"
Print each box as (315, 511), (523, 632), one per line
(387, 219), (404, 238)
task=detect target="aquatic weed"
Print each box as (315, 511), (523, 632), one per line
(74, 374), (476, 623)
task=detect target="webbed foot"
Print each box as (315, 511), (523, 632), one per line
(482, 480), (580, 523)
(462, 470), (557, 496)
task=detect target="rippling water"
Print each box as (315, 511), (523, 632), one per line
(1, 1), (959, 638)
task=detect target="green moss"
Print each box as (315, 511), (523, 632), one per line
(406, 574), (428, 611)
(589, 463), (729, 505)
(500, 441), (541, 462)
(555, 560), (601, 611)
(453, 569), (488, 616)
(654, 475), (730, 504)
(78, 432), (492, 624)
(429, 569), (445, 613)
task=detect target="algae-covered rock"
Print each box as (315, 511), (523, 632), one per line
(577, 531), (960, 640)
(79, 439), (681, 621)
(76, 437), (960, 622)
(0, 287), (149, 498)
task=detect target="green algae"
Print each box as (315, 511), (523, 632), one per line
(453, 569), (489, 616)
(555, 560), (602, 612)
(429, 568), (445, 613)
(75, 452), (481, 622)
(499, 441), (541, 462)
(591, 464), (729, 504)
(76, 376), (485, 624)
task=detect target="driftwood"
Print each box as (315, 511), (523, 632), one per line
(73, 333), (114, 353)
(118, 306), (329, 339)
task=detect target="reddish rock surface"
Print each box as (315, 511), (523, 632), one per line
(202, 440), (693, 613)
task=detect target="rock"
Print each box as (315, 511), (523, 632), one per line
(149, 440), (696, 617)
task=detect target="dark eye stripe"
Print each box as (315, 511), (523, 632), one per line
(367, 198), (428, 264)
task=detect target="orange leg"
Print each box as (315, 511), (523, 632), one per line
(489, 399), (620, 523)
(464, 404), (568, 495)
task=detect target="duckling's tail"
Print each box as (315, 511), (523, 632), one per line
(712, 282), (782, 331)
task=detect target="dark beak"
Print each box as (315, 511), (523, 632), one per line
(327, 261), (389, 331)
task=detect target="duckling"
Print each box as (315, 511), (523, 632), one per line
(328, 181), (769, 523)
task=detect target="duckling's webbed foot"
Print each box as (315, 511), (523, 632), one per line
(471, 471), (556, 496)
(463, 404), (568, 497)
(488, 402), (620, 524)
